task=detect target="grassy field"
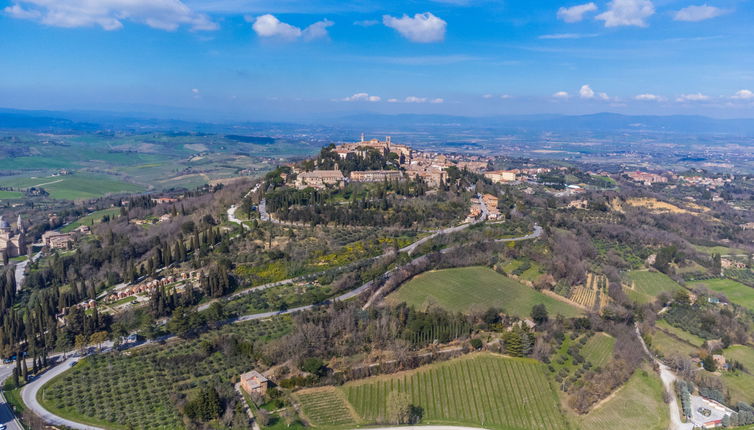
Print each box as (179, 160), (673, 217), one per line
(693, 244), (750, 255)
(578, 368), (668, 430)
(625, 270), (684, 304)
(721, 345), (754, 404)
(0, 173), (144, 200)
(386, 266), (582, 318)
(650, 327), (700, 359)
(688, 278), (754, 311)
(655, 320), (704, 347)
(38, 318), (291, 429)
(0, 190), (23, 199)
(581, 333), (616, 368)
(60, 207), (122, 233)
(337, 352), (570, 430)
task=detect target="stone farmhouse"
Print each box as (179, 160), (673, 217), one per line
(239, 370), (269, 395)
(295, 170), (345, 189)
(484, 170), (517, 183)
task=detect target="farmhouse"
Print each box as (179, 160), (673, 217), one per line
(625, 171), (668, 185)
(239, 370), (269, 395)
(349, 170), (403, 182)
(296, 170), (345, 189)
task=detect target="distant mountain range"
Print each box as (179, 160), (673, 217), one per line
(2, 108), (754, 135)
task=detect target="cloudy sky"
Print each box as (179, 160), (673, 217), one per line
(0, 0), (753, 119)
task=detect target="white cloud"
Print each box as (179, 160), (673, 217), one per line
(579, 84), (595, 99)
(731, 89), (754, 100)
(674, 4), (727, 22)
(482, 94), (494, 99)
(404, 96), (428, 103)
(500, 94), (512, 99)
(251, 14), (332, 41)
(342, 92), (381, 102)
(634, 93), (665, 101)
(191, 88), (200, 94)
(302, 19), (334, 41)
(557, 3), (597, 23)
(553, 91), (570, 99)
(383, 12), (446, 43)
(387, 98), (400, 103)
(596, 0), (654, 27)
(676, 93), (710, 102)
(430, 98), (444, 103)
(3, 0), (217, 31)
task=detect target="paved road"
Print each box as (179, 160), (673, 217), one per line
(635, 324), (693, 430)
(0, 366), (23, 430)
(14, 251), (42, 292)
(22, 357), (105, 430)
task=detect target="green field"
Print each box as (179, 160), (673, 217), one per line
(693, 244), (750, 256)
(0, 174), (144, 200)
(386, 266), (582, 318)
(38, 318), (291, 429)
(650, 327), (700, 359)
(578, 368), (668, 430)
(689, 278), (754, 311)
(581, 333), (616, 368)
(625, 270), (684, 304)
(60, 207), (122, 233)
(721, 345), (754, 404)
(294, 387), (358, 427)
(0, 190), (23, 199)
(655, 320), (704, 347)
(337, 353), (570, 430)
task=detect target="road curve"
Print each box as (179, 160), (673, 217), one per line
(22, 357), (105, 430)
(0, 365), (23, 430)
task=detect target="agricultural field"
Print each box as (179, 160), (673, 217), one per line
(386, 266), (582, 318)
(339, 353), (570, 430)
(689, 278), (754, 311)
(578, 368), (668, 430)
(500, 259), (544, 283)
(0, 173), (144, 200)
(726, 269), (754, 288)
(649, 326), (700, 359)
(693, 244), (750, 256)
(60, 207), (122, 233)
(294, 387), (359, 427)
(568, 273), (610, 311)
(655, 320), (704, 347)
(624, 270), (684, 304)
(721, 345), (754, 404)
(0, 190), (23, 199)
(38, 318), (291, 429)
(581, 333), (616, 368)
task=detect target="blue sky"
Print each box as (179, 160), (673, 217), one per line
(1, 0), (753, 120)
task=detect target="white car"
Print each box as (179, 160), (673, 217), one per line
(0, 423), (8, 429)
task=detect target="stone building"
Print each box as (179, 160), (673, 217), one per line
(0, 215), (26, 258)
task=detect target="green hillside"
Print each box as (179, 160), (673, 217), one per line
(386, 266), (582, 318)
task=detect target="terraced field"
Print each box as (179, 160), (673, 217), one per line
(689, 278), (754, 311)
(625, 270), (684, 304)
(341, 353), (570, 430)
(650, 327), (700, 359)
(581, 333), (615, 368)
(295, 387), (358, 427)
(386, 266), (582, 318)
(655, 320), (704, 347)
(578, 368), (668, 430)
